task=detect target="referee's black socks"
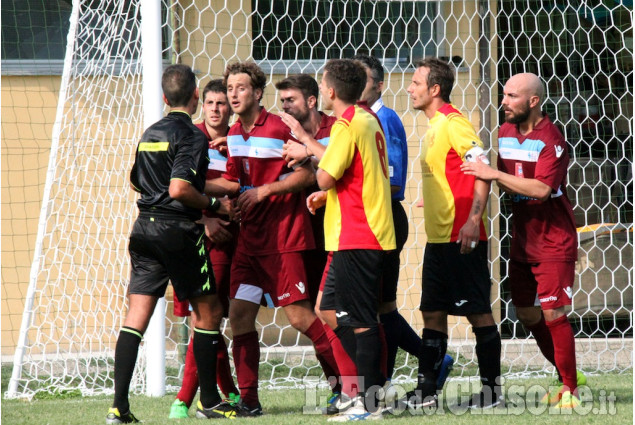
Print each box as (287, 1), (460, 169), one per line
(113, 326), (143, 414)
(193, 328), (222, 408)
(473, 325), (502, 395)
(417, 328), (448, 396)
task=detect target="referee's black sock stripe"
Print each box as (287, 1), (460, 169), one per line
(193, 327), (220, 335)
(120, 326), (143, 339)
(193, 328), (221, 408)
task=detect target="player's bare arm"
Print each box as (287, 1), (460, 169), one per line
(170, 179), (233, 216)
(236, 161), (316, 214)
(461, 160), (551, 201)
(169, 178), (212, 210)
(457, 178), (490, 254)
(316, 168), (336, 191)
(205, 176), (240, 197)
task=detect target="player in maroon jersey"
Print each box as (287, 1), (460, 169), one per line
(461, 72), (584, 408)
(205, 62), (339, 417)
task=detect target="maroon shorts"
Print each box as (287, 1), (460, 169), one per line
(173, 291), (191, 317)
(509, 260), (575, 310)
(230, 249), (310, 307)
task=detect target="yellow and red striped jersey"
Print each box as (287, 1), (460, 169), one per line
(319, 104), (396, 251)
(421, 103), (488, 243)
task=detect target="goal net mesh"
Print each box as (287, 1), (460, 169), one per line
(3, 0), (632, 399)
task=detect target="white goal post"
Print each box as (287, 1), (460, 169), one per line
(3, 0), (632, 399)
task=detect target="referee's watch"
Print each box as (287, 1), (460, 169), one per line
(208, 196), (221, 212)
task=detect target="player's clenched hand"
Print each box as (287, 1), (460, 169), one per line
(306, 191), (327, 215)
(200, 216), (232, 244)
(282, 141), (308, 167)
(216, 196), (234, 218)
(457, 218), (480, 254)
(236, 186), (269, 214)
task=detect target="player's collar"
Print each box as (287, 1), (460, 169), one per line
(170, 109), (191, 118)
(370, 98), (384, 114)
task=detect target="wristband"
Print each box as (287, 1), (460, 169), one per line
(208, 196), (221, 212)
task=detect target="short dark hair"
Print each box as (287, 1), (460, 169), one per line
(352, 54), (384, 83)
(161, 64), (197, 107)
(414, 57), (454, 103)
(275, 74), (319, 101)
(202, 78), (226, 100)
(223, 61), (267, 99)
(323, 59), (366, 104)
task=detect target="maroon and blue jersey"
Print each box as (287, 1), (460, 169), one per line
(497, 115), (577, 263)
(223, 108), (315, 255)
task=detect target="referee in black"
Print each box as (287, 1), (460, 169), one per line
(107, 64), (233, 424)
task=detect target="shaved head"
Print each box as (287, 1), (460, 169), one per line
(502, 73), (546, 125)
(507, 73), (545, 101)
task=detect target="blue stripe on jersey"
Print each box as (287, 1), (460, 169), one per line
(317, 136), (330, 146)
(209, 149), (227, 161)
(208, 149), (227, 172)
(227, 135), (284, 158)
(498, 137), (545, 162)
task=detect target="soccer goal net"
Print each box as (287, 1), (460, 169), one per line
(3, 0), (632, 399)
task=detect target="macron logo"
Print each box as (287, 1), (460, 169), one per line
(455, 300), (468, 307)
(564, 286), (573, 299)
(555, 145), (564, 158)
(540, 295), (558, 303)
(295, 281), (306, 294)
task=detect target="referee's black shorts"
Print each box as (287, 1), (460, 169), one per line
(128, 215), (216, 301)
(420, 242), (492, 316)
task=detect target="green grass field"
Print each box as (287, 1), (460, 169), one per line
(2, 368), (632, 425)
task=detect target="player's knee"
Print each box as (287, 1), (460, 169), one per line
(467, 312), (496, 328)
(228, 302), (256, 333)
(542, 307), (566, 322)
(515, 307), (542, 326)
(287, 311), (313, 333)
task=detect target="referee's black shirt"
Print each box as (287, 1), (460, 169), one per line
(130, 111), (208, 221)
